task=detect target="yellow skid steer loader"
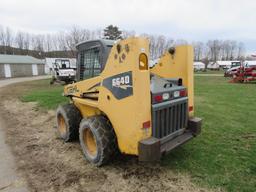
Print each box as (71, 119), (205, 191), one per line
(56, 37), (202, 166)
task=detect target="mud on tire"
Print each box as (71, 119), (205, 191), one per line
(56, 103), (82, 142)
(79, 116), (118, 166)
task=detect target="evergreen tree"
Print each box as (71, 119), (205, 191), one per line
(103, 25), (122, 40)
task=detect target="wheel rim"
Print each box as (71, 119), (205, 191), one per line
(58, 115), (67, 136)
(83, 128), (97, 158)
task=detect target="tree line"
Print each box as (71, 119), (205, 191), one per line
(193, 40), (245, 64)
(0, 25), (246, 61)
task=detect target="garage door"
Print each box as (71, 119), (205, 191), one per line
(32, 64), (38, 76)
(4, 64), (11, 78)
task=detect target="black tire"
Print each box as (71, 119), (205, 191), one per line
(56, 103), (82, 142)
(79, 116), (118, 166)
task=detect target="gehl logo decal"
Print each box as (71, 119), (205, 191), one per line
(103, 71), (133, 100)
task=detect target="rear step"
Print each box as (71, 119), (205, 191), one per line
(160, 131), (193, 153)
(138, 117), (202, 162)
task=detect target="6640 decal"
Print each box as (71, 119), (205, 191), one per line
(112, 75), (130, 87)
(102, 71), (133, 99)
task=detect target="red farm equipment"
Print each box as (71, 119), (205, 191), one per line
(230, 66), (256, 83)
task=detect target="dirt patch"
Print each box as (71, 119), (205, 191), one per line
(0, 84), (218, 192)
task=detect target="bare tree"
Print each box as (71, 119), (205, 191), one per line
(23, 33), (31, 51)
(57, 32), (68, 51)
(0, 25), (5, 46)
(230, 40), (237, 60)
(0, 26), (14, 54)
(65, 26), (92, 57)
(155, 35), (166, 58)
(140, 33), (174, 60)
(44, 34), (53, 52)
(5, 27), (13, 47)
(207, 40), (222, 62)
(31, 34), (44, 54)
(122, 30), (136, 39)
(237, 42), (245, 60)
(15, 31), (26, 49)
(193, 41), (204, 61)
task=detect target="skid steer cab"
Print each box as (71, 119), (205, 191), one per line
(56, 38), (202, 166)
(50, 59), (76, 84)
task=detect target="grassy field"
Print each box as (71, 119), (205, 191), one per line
(195, 69), (225, 74)
(163, 76), (256, 192)
(21, 77), (256, 192)
(21, 79), (68, 109)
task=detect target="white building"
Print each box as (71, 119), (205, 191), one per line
(193, 62), (205, 70)
(244, 60), (256, 67)
(207, 62), (219, 69)
(0, 54), (45, 78)
(208, 60), (241, 69)
(44, 58), (76, 74)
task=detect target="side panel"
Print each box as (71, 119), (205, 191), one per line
(98, 38), (152, 155)
(64, 76), (102, 97)
(150, 45), (194, 116)
(64, 76), (102, 118)
(73, 100), (101, 117)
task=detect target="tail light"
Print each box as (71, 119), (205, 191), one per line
(142, 121), (151, 129)
(180, 90), (187, 97)
(189, 106), (194, 112)
(154, 95), (163, 103)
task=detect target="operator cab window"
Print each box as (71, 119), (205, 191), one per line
(80, 47), (101, 80)
(61, 60), (70, 69)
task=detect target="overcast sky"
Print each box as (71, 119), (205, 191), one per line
(1, 0), (256, 53)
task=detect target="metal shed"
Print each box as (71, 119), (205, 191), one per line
(0, 54), (45, 78)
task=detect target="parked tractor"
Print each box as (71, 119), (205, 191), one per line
(50, 59), (76, 84)
(55, 37), (202, 166)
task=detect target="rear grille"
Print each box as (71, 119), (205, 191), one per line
(152, 98), (188, 139)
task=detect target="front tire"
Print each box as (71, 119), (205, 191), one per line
(79, 116), (118, 166)
(56, 104), (82, 142)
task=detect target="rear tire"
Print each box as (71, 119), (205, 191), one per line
(79, 116), (118, 166)
(56, 104), (82, 142)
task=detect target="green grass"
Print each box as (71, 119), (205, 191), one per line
(195, 69), (225, 74)
(163, 77), (256, 192)
(21, 79), (68, 109)
(21, 77), (256, 191)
